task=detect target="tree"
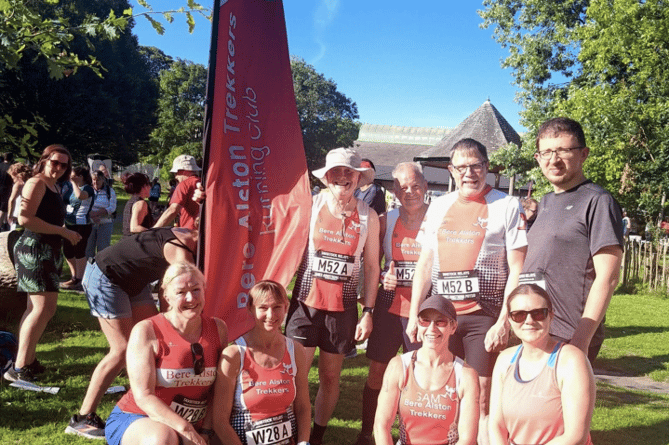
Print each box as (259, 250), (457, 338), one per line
(479, 0), (669, 222)
(0, 0), (207, 158)
(0, 0), (161, 163)
(145, 60), (207, 177)
(291, 57), (361, 173)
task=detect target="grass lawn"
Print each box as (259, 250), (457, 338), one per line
(2, 290), (668, 443)
(1, 195), (668, 443)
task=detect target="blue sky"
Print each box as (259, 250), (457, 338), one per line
(130, 0), (525, 132)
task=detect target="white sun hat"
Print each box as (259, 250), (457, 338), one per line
(170, 154), (202, 173)
(312, 147), (374, 188)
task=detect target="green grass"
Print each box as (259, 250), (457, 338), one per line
(597, 293), (669, 382)
(4, 290), (668, 444)
(2, 202), (669, 444)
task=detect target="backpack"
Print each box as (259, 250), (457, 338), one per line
(0, 331), (18, 374)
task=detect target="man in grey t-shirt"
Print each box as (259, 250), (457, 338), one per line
(522, 117), (624, 364)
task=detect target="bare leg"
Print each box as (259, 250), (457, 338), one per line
(366, 360), (388, 390)
(304, 346), (317, 370)
(79, 304), (157, 416)
(74, 257), (87, 280)
(121, 417), (181, 445)
(313, 351), (345, 427)
(65, 256), (77, 280)
(478, 376), (492, 445)
(15, 292), (58, 368)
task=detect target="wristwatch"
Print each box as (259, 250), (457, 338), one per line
(362, 306), (374, 315)
(200, 428), (214, 437)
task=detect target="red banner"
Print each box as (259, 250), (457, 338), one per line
(203, 0), (311, 340)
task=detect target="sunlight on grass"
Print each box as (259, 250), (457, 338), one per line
(597, 293), (669, 382)
(3, 220), (669, 443)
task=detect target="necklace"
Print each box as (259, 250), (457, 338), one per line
(331, 196), (354, 241)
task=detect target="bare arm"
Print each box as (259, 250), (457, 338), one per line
(153, 202), (181, 228)
(378, 213), (387, 262)
(456, 365), (480, 445)
(70, 179), (89, 200)
(130, 199), (151, 233)
(545, 345), (595, 445)
(570, 245), (623, 353)
(378, 214), (399, 291)
(211, 345), (244, 445)
(373, 356), (403, 445)
(7, 182), (20, 224)
(356, 208), (380, 342)
(127, 321), (207, 445)
(488, 349), (512, 445)
(200, 318), (229, 433)
(485, 246), (527, 352)
(292, 342), (312, 443)
(407, 248), (434, 342)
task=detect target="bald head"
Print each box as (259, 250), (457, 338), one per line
(393, 162), (427, 212)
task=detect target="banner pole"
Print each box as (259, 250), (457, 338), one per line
(198, 0), (222, 271)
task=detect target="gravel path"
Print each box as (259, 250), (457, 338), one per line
(594, 368), (669, 394)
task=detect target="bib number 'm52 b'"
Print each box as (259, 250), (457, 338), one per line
(437, 270), (480, 301)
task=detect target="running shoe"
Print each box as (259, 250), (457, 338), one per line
(26, 359), (46, 375)
(3, 366), (36, 382)
(64, 412), (106, 440)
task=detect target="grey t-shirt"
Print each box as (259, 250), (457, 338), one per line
(522, 180), (624, 344)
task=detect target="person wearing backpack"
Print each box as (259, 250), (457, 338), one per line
(61, 166), (94, 291)
(86, 171), (117, 259)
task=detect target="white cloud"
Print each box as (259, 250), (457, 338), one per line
(312, 0), (340, 64)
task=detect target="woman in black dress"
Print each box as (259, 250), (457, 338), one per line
(6, 144), (82, 382)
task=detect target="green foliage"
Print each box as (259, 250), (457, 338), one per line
(0, 0), (208, 159)
(291, 57), (361, 174)
(479, 0), (669, 222)
(145, 59), (207, 180)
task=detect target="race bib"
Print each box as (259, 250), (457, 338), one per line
(169, 395), (207, 424)
(436, 270), (480, 301)
(394, 260), (417, 287)
(245, 413), (294, 445)
(313, 251), (354, 282)
(518, 272), (546, 290)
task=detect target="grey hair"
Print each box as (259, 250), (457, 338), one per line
(392, 162), (424, 180)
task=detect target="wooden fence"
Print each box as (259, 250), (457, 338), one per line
(621, 238), (669, 291)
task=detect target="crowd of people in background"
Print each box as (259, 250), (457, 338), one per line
(0, 116), (624, 445)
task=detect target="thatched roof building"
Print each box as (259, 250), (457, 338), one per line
(415, 99), (522, 170)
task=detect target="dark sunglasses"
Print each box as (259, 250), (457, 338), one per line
(48, 159), (68, 169)
(191, 342), (204, 376)
(508, 308), (550, 323)
(417, 317), (450, 328)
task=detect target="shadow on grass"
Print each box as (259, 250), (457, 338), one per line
(605, 325), (669, 340)
(596, 353), (669, 377)
(593, 386), (669, 445)
(324, 423), (366, 444)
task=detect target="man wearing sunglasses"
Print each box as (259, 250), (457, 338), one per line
(521, 117), (624, 365)
(408, 138), (527, 445)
